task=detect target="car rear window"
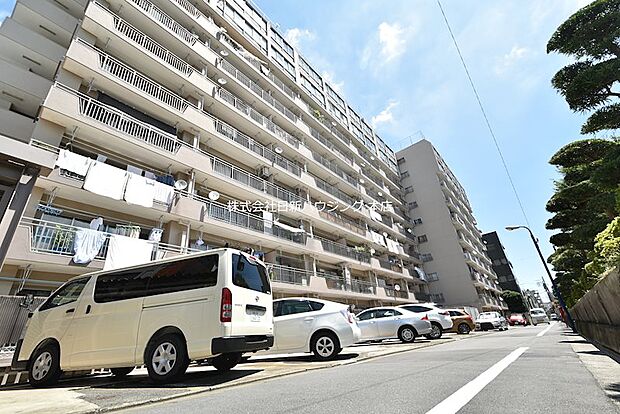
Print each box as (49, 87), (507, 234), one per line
(308, 301), (325, 311)
(232, 254), (271, 294)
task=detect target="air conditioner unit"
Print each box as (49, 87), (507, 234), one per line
(259, 166), (271, 178)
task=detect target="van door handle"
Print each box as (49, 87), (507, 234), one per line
(65, 308), (75, 314)
(85, 305), (91, 314)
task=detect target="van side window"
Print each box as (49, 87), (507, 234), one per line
(40, 278), (89, 311)
(94, 254), (219, 303)
(232, 254), (271, 294)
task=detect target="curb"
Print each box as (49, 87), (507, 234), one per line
(95, 336), (468, 413)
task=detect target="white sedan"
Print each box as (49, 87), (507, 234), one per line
(259, 298), (361, 360)
(356, 307), (432, 343)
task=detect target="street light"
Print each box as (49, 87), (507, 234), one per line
(505, 225), (577, 333)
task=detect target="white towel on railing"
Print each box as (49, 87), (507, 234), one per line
(55, 149), (93, 176)
(153, 182), (174, 205)
(103, 235), (153, 270)
(73, 228), (107, 264)
(83, 161), (129, 200)
(369, 209), (382, 222)
(124, 173), (156, 208)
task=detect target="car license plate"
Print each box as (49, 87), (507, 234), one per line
(247, 309), (262, 322)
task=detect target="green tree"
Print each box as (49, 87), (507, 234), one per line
(547, 0), (620, 134)
(501, 290), (528, 313)
(546, 0), (620, 306)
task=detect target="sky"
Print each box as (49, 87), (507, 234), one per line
(0, 0), (600, 301)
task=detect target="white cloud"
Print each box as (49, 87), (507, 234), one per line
(371, 100), (399, 128)
(361, 21), (411, 70)
(321, 71), (344, 94)
(495, 45), (532, 74)
(284, 28), (315, 49)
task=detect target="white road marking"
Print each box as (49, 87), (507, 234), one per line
(425, 347), (529, 414)
(536, 322), (556, 337)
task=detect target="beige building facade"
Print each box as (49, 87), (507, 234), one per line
(0, 0), (429, 308)
(397, 140), (507, 312)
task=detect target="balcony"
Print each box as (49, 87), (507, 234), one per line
(270, 264), (310, 286)
(217, 87), (301, 149)
(213, 118), (302, 176)
(127, 0), (201, 46)
(316, 237), (370, 263)
(318, 210), (366, 236)
(378, 259), (402, 273)
(312, 151), (358, 189)
(308, 126), (354, 167)
(314, 175), (356, 206)
(349, 278), (376, 295)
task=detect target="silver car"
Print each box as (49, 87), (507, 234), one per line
(530, 308), (550, 325)
(475, 312), (508, 331)
(356, 307), (432, 343)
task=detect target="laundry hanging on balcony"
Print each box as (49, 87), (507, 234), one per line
(153, 182), (175, 205)
(72, 228), (107, 264)
(124, 173), (156, 208)
(55, 149), (93, 176)
(83, 161), (129, 200)
(104, 235), (153, 271)
(273, 218), (306, 233)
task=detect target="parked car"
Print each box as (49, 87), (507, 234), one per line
(508, 313), (528, 326)
(445, 309), (475, 334)
(12, 249), (274, 387)
(550, 314), (559, 321)
(475, 312), (508, 331)
(356, 307), (432, 343)
(397, 303), (453, 339)
(259, 298), (360, 360)
(530, 308), (550, 325)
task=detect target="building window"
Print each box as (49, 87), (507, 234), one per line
(421, 253), (433, 262)
(427, 272), (439, 282)
(413, 218), (423, 225)
(430, 293), (445, 303)
(404, 186), (414, 194)
(408, 201), (418, 209)
(417, 235), (428, 243)
(401, 171), (409, 178)
(299, 57), (322, 86)
(271, 28), (294, 57)
(270, 46), (295, 78)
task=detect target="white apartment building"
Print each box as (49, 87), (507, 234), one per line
(0, 0), (429, 308)
(397, 140), (507, 312)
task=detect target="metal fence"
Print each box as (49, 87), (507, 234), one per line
(0, 296), (46, 345)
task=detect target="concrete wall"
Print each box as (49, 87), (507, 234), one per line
(571, 268), (620, 354)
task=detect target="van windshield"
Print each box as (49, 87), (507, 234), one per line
(232, 254), (271, 294)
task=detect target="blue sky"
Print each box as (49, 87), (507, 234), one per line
(0, 0), (599, 300)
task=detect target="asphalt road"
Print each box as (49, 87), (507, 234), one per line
(119, 324), (619, 414)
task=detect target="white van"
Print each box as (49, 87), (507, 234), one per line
(11, 248), (274, 386)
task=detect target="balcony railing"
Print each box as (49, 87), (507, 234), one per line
(169, 0), (202, 19)
(90, 40), (189, 112)
(235, 45), (297, 100)
(214, 119), (301, 176)
(350, 279), (376, 295)
(183, 192), (306, 244)
(416, 292), (431, 302)
(110, 10), (200, 76)
(219, 58), (299, 124)
(210, 157), (303, 205)
(315, 236), (370, 263)
(128, 0), (200, 45)
(309, 126), (353, 167)
(23, 217), (199, 261)
(67, 85), (181, 154)
(312, 151), (358, 188)
(314, 175), (356, 206)
(217, 88), (300, 149)
(269, 264), (310, 285)
(362, 169), (384, 189)
(318, 210), (366, 236)
(378, 259), (402, 273)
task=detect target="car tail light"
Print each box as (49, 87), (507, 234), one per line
(340, 309), (355, 324)
(421, 314), (429, 321)
(466, 315), (472, 320)
(220, 288), (232, 322)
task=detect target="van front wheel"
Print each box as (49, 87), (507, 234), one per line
(145, 334), (188, 384)
(211, 352), (242, 372)
(29, 344), (61, 387)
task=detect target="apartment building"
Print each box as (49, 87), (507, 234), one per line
(0, 0), (429, 307)
(482, 231), (522, 293)
(396, 139), (507, 311)
(523, 289), (544, 309)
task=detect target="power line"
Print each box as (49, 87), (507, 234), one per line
(436, 1), (531, 228)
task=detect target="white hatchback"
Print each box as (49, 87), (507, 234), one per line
(260, 298), (361, 360)
(398, 303), (454, 339)
(356, 307), (432, 343)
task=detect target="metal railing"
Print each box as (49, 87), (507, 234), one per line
(209, 157), (304, 205)
(213, 119), (301, 176)
(315, 236), (370, 263)
(314, 175), (356, 206)
(312, 151), (358, 188)
(378, 259), (401, 273)
(350, 279), (376, 294)
(269, 264), (310, 285)
(217, 88), (300, 149)
(22, 217), (199, 261)
(128, 0), (199, 45)
(219, 59), (299, 123)
(362, 169), (384, 188)
(170, 0), (202, 19)
(318, 210), (366, 236)
(237, 47), (297, 99)
(109, 7), (199, 76)
(90, 40), (189, 112)
(62, 84), (181, 154)
(182, 192), (306, 244)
